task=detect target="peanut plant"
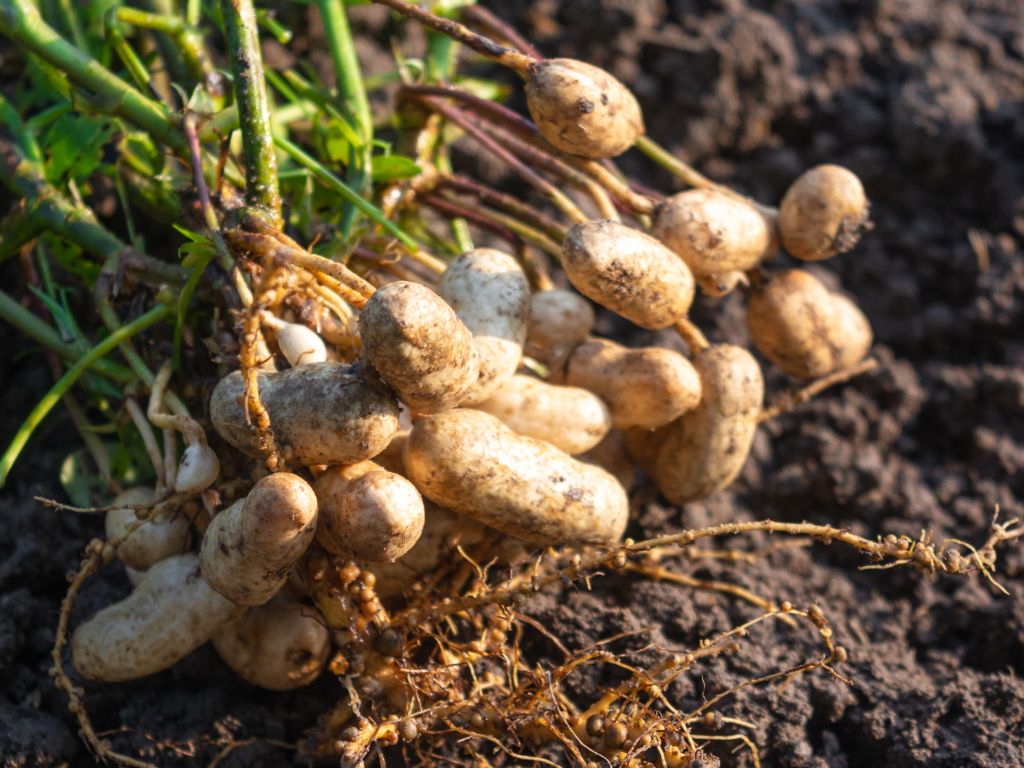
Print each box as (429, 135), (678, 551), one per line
(0, 1), (1017, 766)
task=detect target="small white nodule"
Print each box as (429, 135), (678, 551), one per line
(263, 313), (327, 367)
(174, 443), (220, 493)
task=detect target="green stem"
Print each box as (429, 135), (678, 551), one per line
(0, 303), (169, 487)
(119, 5), (212, 85)
(316, 0), (371, 143)
(1, 144), (128, 261)
(315, 0), (372, 237)
(103, 9), (158, 98)
(0, 207), (44, 261)
(275, 135), (418, 250)
(221, 0), (282, 226)
(0, 0), (183, 150)
(633, 135), (714, 190)
(0, 289), (132, 382)
(0, 140), (188, 410)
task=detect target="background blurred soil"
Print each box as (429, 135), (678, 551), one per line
(2, 0), (1023, 766)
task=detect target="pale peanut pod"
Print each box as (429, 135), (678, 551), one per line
(651, 189), (776, 276)
(210, 361), (399, 466)
(71, 554), (244, 682)
(652, 345), (764, 504)
(474, 373), (610, 455)
(201, 473), (318, 606)
(562, 221), (695, 330)
(745, 269), (868, 380)
(557, 338), (701, 430)
(313, 460), (425, 563)
(404, 409), (628, 545)
(438, 248), (530, 405)
(829, 293), (873, 370)
(525, 58), (644, 159)
(578, 430), (636, 491)
(359, 281), (480, 413)
(369, 502), (497, 603)
(779, 164), (870, 261)
(525, 289), (594, 355)
(105, 488), (191, 571)
(212, 594), (330, 691)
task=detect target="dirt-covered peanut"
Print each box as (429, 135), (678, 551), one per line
(779, 164), (870, 261)
(359, 281), (480, 413)
(313, 461), (425, 563)
(562, 221), (695, 330)
(174, 443), (219, 494)
(526, 289), (594, 355)
(651, 189), (776, 276)
(212, 594), (329, 690)
(525, 58), (644, 159)
(829, 293), (873, 370)
(71, 554), (244, 682)
(746, 269), (835, 379)
(105, 488), (191, 571)
(438, 248), (530, 404)
(652, 345), (763, 503)
(578, 430), (636, 491)
(210, 361), (398, 466)
(558, 338), (701, 430)
(474, 373), (610, 455)
(746, 269), (871, 379)
(404, 409), (628, 545)
(201, 473), (318, 606)
(369, 503), (492, 604)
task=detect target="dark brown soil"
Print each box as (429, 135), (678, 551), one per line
(3, 0), (1024, 766)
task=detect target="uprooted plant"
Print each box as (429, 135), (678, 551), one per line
(0, 1), (1018, 766)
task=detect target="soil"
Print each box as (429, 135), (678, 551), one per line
(2, 0), (1024, 766)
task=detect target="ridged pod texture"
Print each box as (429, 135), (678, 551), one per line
(212, 595), (329, 690)
(404, 409), (628, 546)
(200, 473), (318, 606)
(778, 164), (870, 261)
(562, 220), (694, 330)
(525, 58), (644, 158)
(314, 461), (425, 563)
(438, 249), (530, 405)
(652, 345), (764, 503)
(71, 554), (244, 682)
(359, 281), (480, 413)
(526, 289), (594, 352)
(210, 361), (399, 466)
(474, 373), (611, 455)
(104, 487), (191, 571)
(560, 338), (701, 430)
(746, 269), (872, 379)
(651, 189), (776, 276)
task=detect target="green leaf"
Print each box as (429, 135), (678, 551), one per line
(174, 236), (215, 368)
(172, 223), (210, 245)
(42, 235), (101, 284)
(42, 112), (116, 184)
(371, 154), (421, 182)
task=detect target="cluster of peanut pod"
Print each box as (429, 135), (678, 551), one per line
(69, 0), (874, 731)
